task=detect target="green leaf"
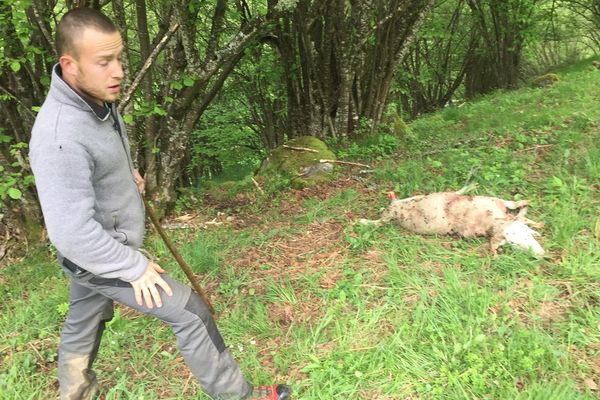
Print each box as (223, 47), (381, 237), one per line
(23, 175), (35, 185)
(183, 77), (194, 87)
(8, 187), (22, 200)
(153, 106), (167, 116)
(10, 60), (20, 72)
(122, 114), (133, 124)
(31, 106), (40, 113)
(170, 81), (183, 90)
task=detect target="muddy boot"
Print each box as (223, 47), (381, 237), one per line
(58, 351), (100, 400)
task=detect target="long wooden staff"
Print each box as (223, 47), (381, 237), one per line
(143, 198), (216, 317)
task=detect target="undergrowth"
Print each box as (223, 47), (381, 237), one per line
(1, 61), (599, 399)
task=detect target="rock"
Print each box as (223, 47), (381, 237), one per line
(531, 73), (559, 88)
(257, 136), (336, 188)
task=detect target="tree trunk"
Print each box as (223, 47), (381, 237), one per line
(465, 0), (538, 98)
(269, 0), (435, 140)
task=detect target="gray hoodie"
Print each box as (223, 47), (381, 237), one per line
(29, 65), (148, 282)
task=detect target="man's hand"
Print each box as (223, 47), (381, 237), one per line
(130, 261), (173, 308)
(133, 169), (145, 195)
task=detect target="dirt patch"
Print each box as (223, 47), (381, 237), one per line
(489, 295), (529, 324)
(231, 219), (346, 278)
(200, 191), (258, 212)
(535, 300), (570, 323)
(591, 353), (600, 375)
(288, 177), (360, 202)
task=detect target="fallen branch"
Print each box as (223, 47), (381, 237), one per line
(119, 22), (180, 114)
(319, 159), (372, 169)
(283, 145), (318, 153)
(515, 144), (553, 153)
(251, 177), (265, 195)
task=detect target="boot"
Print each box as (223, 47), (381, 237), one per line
(58, 351), (100, 400)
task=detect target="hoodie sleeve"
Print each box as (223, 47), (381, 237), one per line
(30, 139), (148, 282)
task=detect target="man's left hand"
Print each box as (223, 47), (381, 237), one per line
(133, 169), (145, 195)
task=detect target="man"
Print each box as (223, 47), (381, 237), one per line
(29, 8), (290, 400)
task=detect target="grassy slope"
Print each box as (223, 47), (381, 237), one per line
(1, 61), (599, 399)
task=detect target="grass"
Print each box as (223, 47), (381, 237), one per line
(1, 59), (600, 399)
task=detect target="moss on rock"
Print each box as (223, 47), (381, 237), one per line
(531, 73), (559, 88)
(257, 136), (336, 188)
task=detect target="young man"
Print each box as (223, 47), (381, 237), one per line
(29, 8), (290, 400)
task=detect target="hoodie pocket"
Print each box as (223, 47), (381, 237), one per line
(112, 212), (129, 244)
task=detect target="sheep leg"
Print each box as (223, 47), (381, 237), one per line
(393, 195), (424, 203)
(504, 200), (529, 210)
(455, 183), (478, 195)
(520, 216), (544, 230)
(358, 218), (383, 227)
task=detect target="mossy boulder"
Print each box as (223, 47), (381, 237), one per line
(382, 114), (412, 138)
(257, 136), (336, 189)
(531, 73), (559, 88)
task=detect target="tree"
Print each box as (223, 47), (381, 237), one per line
(396, 0), (475, 118)
(559, 0), (600, 50)
(112, 0), (280, 206)
(464, 0), (541, 98)
(257, 0), (435, 142)
(0, 0), (56, 241)
(1, 1), (281, 214)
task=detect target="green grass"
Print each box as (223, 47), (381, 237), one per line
(2, 61), (600, 399)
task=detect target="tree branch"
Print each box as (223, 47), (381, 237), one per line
(0, 84), (36, 120)
(319, 159), (372, 169)
(118, 22), (180, 114)
(283, 145), (318, 153)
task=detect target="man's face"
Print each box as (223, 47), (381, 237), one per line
(61, 28), (124, 105)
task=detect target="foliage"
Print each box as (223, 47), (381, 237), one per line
(232, 42), (289, 151)
(2, 58), (600, 399)
(331, 133), (402, 162)
(0, 135), (34, 210)
(395, 0), (473, 117)
(521, 2), (594, 73)
(189, 93), (264, 181)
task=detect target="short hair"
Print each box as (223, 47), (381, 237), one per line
(56, 8), (117, 58)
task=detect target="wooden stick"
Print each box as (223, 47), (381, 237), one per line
(251, 177), (265, 195)
(515, 144), (553, 153)
(319, 159), (371, 169)
(143, 197), (216, 317)
(119, 23), (180, 114)
(283, 145), (319, 153)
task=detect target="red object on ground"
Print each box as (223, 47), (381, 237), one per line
(387, 191), (397, 201)
(249, 384), (291, 399)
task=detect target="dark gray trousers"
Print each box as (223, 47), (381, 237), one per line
(58, 269), (251, 400)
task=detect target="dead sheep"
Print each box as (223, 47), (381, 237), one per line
(359, 187), (545, 256)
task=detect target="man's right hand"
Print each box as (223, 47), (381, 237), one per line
(130, 261), (173, 308)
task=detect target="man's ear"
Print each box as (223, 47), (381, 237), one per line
(59, 54), (78, 78)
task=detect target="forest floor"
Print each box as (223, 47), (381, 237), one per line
(1, 59), (599, 399)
